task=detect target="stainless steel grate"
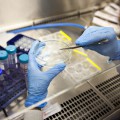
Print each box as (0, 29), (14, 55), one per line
(44, 89), (111, 120)
(96, 74), (120, 108)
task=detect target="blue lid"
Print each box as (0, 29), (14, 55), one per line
(0, 50), (8, 60)
(0, 68), (3, 75)
(19, 54), (29, 64)
(6, 45), (17, 54)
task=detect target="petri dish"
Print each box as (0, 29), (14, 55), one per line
(36, 40), (71, 68)
(75, 63), (82, 73)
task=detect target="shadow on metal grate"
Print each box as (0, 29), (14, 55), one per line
(44, 89), (111, 120)
(96, 74), (120, 108)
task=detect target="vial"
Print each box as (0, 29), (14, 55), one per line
(19, 54), (29, 74)
(19, 54), (29, 88)
(0, 50), (9, 71)
(6, 45), (17, 68)
(0, 68), (4, 81)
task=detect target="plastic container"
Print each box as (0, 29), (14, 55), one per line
(19, 54), (29, 74)
(0, 68), (4, 81)
(19, 54), (29, 88)
(0, 50), (9, 71)
(6, 45), (17, 67)
(36, 40), (71, 71)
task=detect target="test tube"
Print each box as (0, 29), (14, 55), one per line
(19, 54), (29, 88)
(19, 54), (28, 74)
(0, 68), (4, 81)
(0, 50), (9, 71)
(6, 45), (17, 68)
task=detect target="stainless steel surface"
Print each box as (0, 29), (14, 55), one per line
(89, 65), (120, 109)
(45, 84), (112, 120)
(0, 0), (105, 32)
(44, 64), (120, 120)
(104, 109), (120, 120)
(5, 64), (120, 120)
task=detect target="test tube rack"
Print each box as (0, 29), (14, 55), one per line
(0, 46), (5, 50)
(7, 34), (36, 54)
(0, 64), (27, 117)
(0, 35), (36, 117)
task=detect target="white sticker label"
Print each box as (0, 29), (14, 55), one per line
(42, 103), (62, 119)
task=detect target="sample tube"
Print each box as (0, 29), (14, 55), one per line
(6, 45), (17, 68)
(19, 54), (28, 73)
(0, 50), (9, 71)
(19, 54), (29, 88)
(0, 68), (4, 81)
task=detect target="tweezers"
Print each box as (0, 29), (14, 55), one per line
(60, 39), (108, 50)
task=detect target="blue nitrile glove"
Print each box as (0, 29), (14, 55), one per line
(75, 26), (120, 60)
(25, 41), (66, 108)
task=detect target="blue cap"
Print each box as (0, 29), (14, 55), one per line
(0, 50), (8, 60)
(19, 54), (29, 64)
(0, 68), (3, 75)
(6, 45), (17, 54)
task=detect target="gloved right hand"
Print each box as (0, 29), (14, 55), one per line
(75, 26), (120, 61)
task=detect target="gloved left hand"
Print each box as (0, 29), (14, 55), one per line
(25, 41), (66, 108)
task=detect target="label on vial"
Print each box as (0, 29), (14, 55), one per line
(42, 103), (62, 119)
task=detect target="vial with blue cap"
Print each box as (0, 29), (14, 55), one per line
(0, 50), (9, 70)
(6, 45), (17, 67)
(19, 54), (29, 88)
(0, 68), (4, 81)
(19, 54), (29, 74)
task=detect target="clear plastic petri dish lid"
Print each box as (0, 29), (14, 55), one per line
(36, 40), (71, 67)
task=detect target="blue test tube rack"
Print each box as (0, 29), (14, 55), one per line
(0, 64), (27, 117)
(0, 45), (27, 117)
(0, 35), (36, 117)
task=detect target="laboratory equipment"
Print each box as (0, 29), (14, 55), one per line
(19, 54), (28, 74)
(0, 68), (4, 81)
(6, 45), (17, 68)
(0, 66), (26, 117)
(7, 34), (35, 53)
(19, 53), (29, 88)
(10, 23), (85, 34)
(0, 50), (9, 71)
(60, 39), (108, 50)
(36, 40), (71, 70)
(63, 53), (100, 83)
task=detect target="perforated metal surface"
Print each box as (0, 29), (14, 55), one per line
(96, 74), (120, 108)
(44, 89), (112, 120)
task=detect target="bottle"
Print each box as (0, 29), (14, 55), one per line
(6, 45), (17, 68)
(0, 68), (4, 81)
(19, 54), (29, 88)
(19, 54), (29, 74)
(0, 50), (9, 71)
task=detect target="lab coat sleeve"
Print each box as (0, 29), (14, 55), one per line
(24, 110), (43, 120)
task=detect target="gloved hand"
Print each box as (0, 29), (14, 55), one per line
(25, 41), (66, 108)
(75, 26), (120, 60)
